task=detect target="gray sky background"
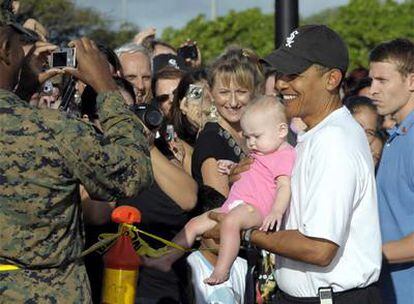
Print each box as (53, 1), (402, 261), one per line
(74, 0), (350, 33)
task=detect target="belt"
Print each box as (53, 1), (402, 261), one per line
(278, 284), (377, 303)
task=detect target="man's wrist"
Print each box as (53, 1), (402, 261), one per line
(242, 228), (254, 244)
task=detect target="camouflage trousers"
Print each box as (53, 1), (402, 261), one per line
(0, 260), (92, 304)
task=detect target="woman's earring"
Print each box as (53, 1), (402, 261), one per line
(208, 103), (219, 122)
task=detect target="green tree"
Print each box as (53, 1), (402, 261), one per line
(17, 0), (138, 49)
(317, 0), (414, 69)
(162, 0), (414, 69)
(162, 8), (274, 64)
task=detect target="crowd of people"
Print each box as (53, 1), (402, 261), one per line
(0, 2), (413, 304)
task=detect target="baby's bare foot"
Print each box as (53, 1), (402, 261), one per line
(203, 269), (230, 285)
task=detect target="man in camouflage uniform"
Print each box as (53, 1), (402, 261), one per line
(0, 5), (153, 303)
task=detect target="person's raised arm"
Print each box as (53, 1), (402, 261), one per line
(150, 146), (197, 211)
(60, 38), (153, 201)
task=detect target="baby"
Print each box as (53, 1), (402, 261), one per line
(145, 95), (296, 285)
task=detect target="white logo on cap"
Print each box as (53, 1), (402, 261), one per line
(285, 30), (299, 48)
(168, 58), (179, 69)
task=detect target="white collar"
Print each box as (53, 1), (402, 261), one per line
(297, 106), (350, 143)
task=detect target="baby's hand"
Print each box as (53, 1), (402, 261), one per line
(217, 159), (236, 175)
(260, 211), (284, 232)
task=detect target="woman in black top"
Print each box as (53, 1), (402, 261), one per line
(192, 47), (264, 197)
(186, 48), (264, 304)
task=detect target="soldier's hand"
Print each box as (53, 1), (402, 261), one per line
(64, 38), (117, 94)
(15, 42), (62, 101)
(229, 157), (253, 185)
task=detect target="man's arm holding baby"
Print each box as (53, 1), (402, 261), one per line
(204, 212), (338, 267)
(205, 159), (338, 267)
(248, 227), (338, 267)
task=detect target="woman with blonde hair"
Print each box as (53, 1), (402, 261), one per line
(188, 46), (264, 303)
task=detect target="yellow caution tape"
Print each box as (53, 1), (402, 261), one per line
(94, 223), (196, 258)
(0, 264), (20, 271)
(1, 223), (217, 272)
(126, 224), (191, 253)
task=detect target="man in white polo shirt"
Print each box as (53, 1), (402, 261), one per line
(206, 25), (382, 304)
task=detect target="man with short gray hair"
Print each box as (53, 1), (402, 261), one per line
(115, 42), (152, 104)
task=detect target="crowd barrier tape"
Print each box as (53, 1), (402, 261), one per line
(0, 215), (218, 272)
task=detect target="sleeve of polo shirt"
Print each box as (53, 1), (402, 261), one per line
(298, 127), (357, 247)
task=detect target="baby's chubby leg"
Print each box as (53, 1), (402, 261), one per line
(204, 203), (262, 285)
(143, 208), (221, 272)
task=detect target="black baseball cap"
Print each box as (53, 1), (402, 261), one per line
(262, 25), (349, 76)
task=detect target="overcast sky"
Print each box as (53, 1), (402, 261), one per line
(74, 0), (350, 33)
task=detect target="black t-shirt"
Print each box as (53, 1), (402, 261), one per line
(191, 122), (244, 185)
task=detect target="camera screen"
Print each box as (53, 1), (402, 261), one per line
(52, 52), (68, 67)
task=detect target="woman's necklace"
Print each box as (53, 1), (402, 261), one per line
(217, 118), (249, 155)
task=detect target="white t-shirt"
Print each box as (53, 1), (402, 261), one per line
(275, 107), (382, 297)
(187, 251), (247, 304)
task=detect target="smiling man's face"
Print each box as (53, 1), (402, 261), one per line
(275, 65), (327, 125)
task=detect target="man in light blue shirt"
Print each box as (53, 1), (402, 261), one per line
(370, 38), (414, 304)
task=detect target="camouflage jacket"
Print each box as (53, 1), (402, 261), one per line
(0, 90), (153, 303)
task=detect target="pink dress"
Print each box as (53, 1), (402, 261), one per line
(221, 145), (296, 218)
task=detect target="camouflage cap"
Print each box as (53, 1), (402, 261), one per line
(0, 0), (39, 42)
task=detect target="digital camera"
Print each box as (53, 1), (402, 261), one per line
(186, 84), (203, 100)
(50, 48), (76, 68)
(131, 102), (163, 131)
(177, 45), (198, 60)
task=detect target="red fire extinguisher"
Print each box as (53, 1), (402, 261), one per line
(101, 206), (141, 304)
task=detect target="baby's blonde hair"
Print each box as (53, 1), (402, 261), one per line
(241, 95), (287, 126)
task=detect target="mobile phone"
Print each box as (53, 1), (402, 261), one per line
(318, 287), (333, 304)
(177, 45), (198, 60)
(165, 124), (175, 142)
(50, 48), (76, 68)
